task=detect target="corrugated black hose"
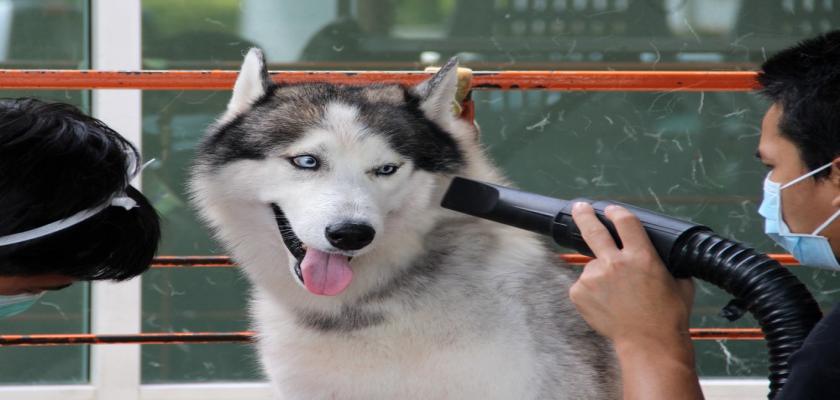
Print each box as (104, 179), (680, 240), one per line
(671, 231), (823, 398)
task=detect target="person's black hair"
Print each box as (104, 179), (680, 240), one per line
(758, 30), (840, 179)
(0, 98), (160, 280)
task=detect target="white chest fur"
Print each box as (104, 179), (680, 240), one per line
(253, 298), (540, 400)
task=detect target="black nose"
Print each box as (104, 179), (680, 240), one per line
(325, 223), (375, 251)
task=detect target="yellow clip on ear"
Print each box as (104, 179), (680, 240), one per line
(423, 66), (473, 116)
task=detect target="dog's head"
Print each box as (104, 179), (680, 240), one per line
(191, 48), (475, 299)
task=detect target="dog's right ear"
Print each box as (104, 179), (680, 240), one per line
(221, 48), (272, 122)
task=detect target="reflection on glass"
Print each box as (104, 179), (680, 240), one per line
(0, 0), (87, 68)
(141, 0), (840, 382)
(143, 0), (839, 69)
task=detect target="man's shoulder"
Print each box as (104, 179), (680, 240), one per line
(775, 304), (840, 399)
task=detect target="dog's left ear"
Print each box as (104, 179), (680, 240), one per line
(413, 57), (459, 123)
(221, 48), (272, 122)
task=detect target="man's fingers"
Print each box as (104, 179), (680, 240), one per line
(570, 259), (604, 303)
(603, 205), (657, 251)
(571, 202), (620, 259)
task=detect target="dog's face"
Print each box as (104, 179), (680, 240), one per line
(259, 103), (432, 296)
(191, 49), (469, 299)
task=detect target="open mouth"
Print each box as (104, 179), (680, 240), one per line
(271, 204), (306, 282)
(271, 204), (353, 296)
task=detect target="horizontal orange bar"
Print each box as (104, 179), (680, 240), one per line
(0, 328), (763, 346)
(689, 328), (764, 341)
(0, 332), (254, 346)
(0, 70), (759, 91)
(562, 254), (799, 266)
(151, 254), (799, 268)
(153, 256), (238, 268)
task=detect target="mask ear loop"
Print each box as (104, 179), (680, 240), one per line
(812, 208), (840, 236)
(0, 203), (113, 246)
(775, 162), (840, 236)
(780, 162), (834, 189)
(0, 158), (156, 246)
(109, 159), (155, 210)
(775, 162), (836, 236)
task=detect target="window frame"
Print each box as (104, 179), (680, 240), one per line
(88, 0), (143, 398)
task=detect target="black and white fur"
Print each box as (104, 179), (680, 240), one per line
(190, 48), (619, 399)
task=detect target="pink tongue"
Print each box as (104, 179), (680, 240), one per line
(300, 248), (353, 296)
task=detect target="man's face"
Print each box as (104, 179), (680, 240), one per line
(0, 275), (75, 296)
(757, 103), (840, 249)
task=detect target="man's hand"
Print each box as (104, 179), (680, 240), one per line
(568, 202), (694, 344)
(569, 202), (703, 400)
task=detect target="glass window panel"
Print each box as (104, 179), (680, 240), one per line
(0, 0), (90, 385)
(0, 284), (89, 384)
(142, 89), (261, 382)
(141, 268), (258, 382)
(141, 0), (840, 382)
(0, 0), (87, 68)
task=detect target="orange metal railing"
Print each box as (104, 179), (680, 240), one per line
(0, 254), (791, 347)
(149, 254), (800, 268)
(0, 328), (763, 347)
(0, 69), (758, 91)
(0, 68), (783, 347)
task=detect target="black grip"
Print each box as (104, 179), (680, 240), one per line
(552, 199), (711, 277)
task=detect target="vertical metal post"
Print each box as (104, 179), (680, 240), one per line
(89, 1), (143, 399)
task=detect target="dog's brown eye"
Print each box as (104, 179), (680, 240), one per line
(290, 155), (319, 170)
(374, 164), (399, 176)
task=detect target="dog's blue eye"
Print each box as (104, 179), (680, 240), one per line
(375, 164), (399, 176)
(291, 155), (319, 170)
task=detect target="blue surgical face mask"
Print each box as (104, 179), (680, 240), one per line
(0, 292), (44, 319)
(758, 162), (840, 270)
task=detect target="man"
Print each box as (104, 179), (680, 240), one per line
(0, 98), (159, 318)
(569, 31), (840, 399)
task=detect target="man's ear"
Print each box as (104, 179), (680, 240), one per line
(220, 48), (272, 123)
(412, 57), (459, 124)
(830, 157), (840, 208)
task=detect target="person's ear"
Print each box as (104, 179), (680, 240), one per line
(830, 157), (840, 208)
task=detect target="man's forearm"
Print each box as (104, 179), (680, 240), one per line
(614, 333), (704, 400)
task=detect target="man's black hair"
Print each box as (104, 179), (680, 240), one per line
(0, 98), (160, 280)
(758, 30), (840, 179)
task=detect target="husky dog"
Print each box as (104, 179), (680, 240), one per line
(190, 48), (618, 399)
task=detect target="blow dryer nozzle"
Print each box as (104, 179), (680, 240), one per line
(442, 177), (709, 271)
(440, 177), (503, 216)
(441, 177), (569, 237)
